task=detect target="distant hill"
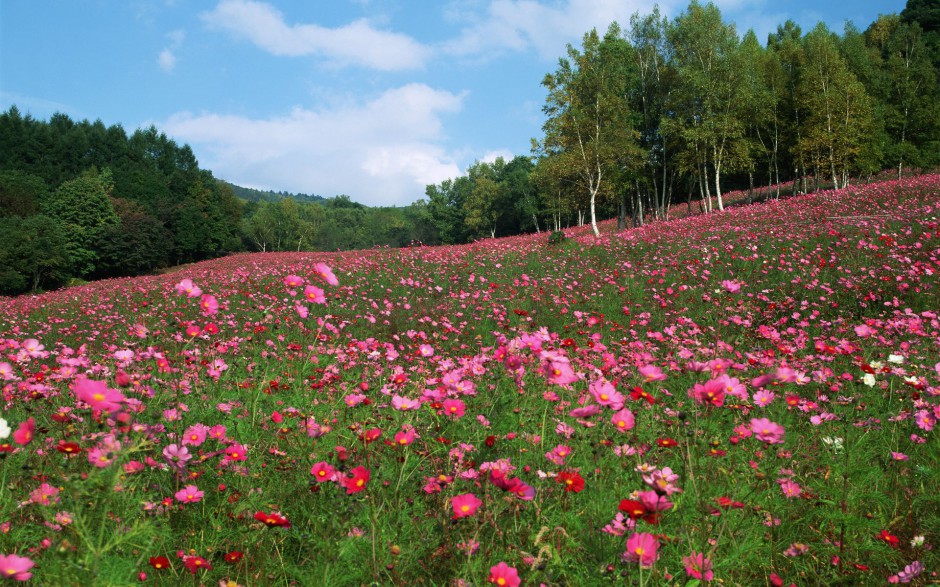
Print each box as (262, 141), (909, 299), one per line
(223, 180), (326, 204)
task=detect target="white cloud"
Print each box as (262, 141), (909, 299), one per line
(157, 48), (177, 72)
(157, 29), (185, 73)
(443, 0), (683, 60)
(160, 84), (464, 207)
(478, 149), (514, 165)
(201, 0), (429, 71)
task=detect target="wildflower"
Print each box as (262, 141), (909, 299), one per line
(339, 466), (370, 494)
(72, 378), (126, 413)
(175, 279), (202, 298)
(556, 471), (585, 493)
(488, 562), (521, 587)
(683, 551), (714, 581)
(303, 285), (326, 304)
(181, 554), (212, 574)
(314, 262), (339, 286)
(29, 483), (60, 506)
(224, 443), (248, 462)
(163, 444), (192, 465)
(750, 418), (785, 444)
(223, 551), (244, 563)
(0, 419), (9, 440)
(451, 493), (483, 519)
(254, 511), (291, 528)
(175, 485), (204, 504)
(0, 554), (34, 581)
(441, 398), (466, 418)
(623, 532), (659, 567)
(310, 462), (336, 483)
(888, 561), (924, 584)
(590, 379), (625, 409)
(611, 408), (635, 432)
(149, 556), (171, 570)
(12, 418), (34, 446)
(182, 423), (209, 447)
(199, 294), (219, 316)
(690, 378), (726, 407)
(637, 365), (666, 382)
(283, 275), (304, 288)
(877, 529), (900, 548)
(778, 479), (802, 498)
(394, 429), (416, 446)
(630, 386), (656, 404)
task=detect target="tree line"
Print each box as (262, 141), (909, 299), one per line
(2, 0), (937, 295)
(426, 0), (939, 238)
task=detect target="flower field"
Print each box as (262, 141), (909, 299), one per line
(1, 176), (939, 586)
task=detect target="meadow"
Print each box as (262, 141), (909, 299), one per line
(1, 176), (938, 586)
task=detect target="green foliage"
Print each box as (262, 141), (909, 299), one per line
(547, 230), (566, 245)
(0, 170), (47, 218)
(41, 169), (119, 277)
(0, 214), (71, 294)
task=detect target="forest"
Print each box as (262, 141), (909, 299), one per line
(1, 0), (938, 296)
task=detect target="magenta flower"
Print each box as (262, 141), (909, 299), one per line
(451, 493), (483, 519)
(310, 461), (336, 483)
(488, 562), (520, 587)
(72, 378), (126, 413)
(623, 532), (659, 567)
(683, 551), (714, 581)
(174, 278), (202, 298)
(175, 485), (204, 504)
(199, 294), (219, 316)
(283, 275), (304, 288)
(750, 418), (785, 444)
(0, 553), (34, 581)
(690, 378), (726, 407)
(12, 418), (35, 446)
(611, 408), (636, 432)
(303, 285), (326, 304)
(314, 262), (339, 286)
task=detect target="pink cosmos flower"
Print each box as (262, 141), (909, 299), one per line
(303, 285), (326, 304)
(199, 294), (219, 316)
(224, 443), (247, 462)
(12, 418), (35, 445)
(778, 479), (802, 498)
(488, 562), (521, 587)
(29, 483), (60, 506)
(0, 553), (34, 581)
(175, 485), (204, 504)
(175, 278), (202, 298)
(283, 275), (304, 288)
(0, 362), (15, 381)
(683, 551), (714, 581)
(721, 279), (741, 293)
(690, 378), (726, 407)
(623, 532), (659, 567)
(611, 408), (636, 432)
(310, 462), (336, 483)
(295, 303), (309, 318)
(590, 379), (625, 410)
(21, 338), (46, 358)
(182, 423), (209, 447)
(339, 466), (370, 494)
(750, 418), (785, 444)
(72, 378), (126, 413)
(451, 493), (483, 519)
(418, 344), (434, 357)
(638, 364), (666, 382)
(441, 398), (466, 419)
(314, 262), (339, 286)
(394, 429), (416, 446)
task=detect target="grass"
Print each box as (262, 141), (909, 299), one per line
(0, 175), (938, 586)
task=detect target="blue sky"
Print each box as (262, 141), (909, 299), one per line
(1, 0), (906, 206)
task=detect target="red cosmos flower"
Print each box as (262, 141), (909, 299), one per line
(13, 418), (35, 445)
(149, 556), (171, 570)
(182, 555), (212, 574)
(716, 496), (745, 509)
(619, 499), (648, 519)
(254, 511), (291, 528)
(224, 551), (244, 563)
(339, 466), (371, 494)
(876, 529), (900, 548)
(557, 471), (585, 493)
(630, 386), (656, 405)
(56, 441), (81, 455)
(656, 438), (678, 448)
